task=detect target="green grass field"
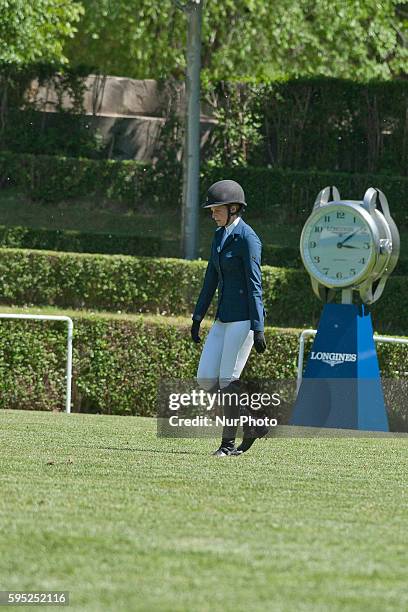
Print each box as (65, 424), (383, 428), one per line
(1, 410), (408, 611)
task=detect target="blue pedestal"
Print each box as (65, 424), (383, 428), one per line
(291, 303), (389, 431)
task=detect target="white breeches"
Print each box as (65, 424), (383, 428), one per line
(196, 319), (254, 390)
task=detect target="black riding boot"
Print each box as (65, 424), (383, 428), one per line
(234, 407), (269, 454)
(212, 380), (241, 457)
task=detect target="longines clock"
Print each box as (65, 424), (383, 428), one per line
(291, 186), (400, 432)
(300, 186), (399, 304)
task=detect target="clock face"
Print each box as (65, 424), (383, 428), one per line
(301, 204), (376, 287)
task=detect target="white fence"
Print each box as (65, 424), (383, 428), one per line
(0, 314), (73, 413)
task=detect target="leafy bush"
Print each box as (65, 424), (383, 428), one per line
(3, 74), (408, 176)
(262, 245), (301, 268)
(0, 62), (101, 158)
(0, 151), (179, 207)
(0, 225), (161, 257)
(204, 78), (408, 176)
(0, 247), (406, 334)
(202, 166), (408, 228)
(0, 312), (406, 423)
(0, 313), (299, 415)
(2, 152), (408, 230)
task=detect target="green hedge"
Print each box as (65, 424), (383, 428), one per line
(0, 225), (161, 257)
(2, 153), (408, 229)
(5, 76), (408, 176)
(262, 245), (301, 268)
(0, 313), (299, 415)
(0, 248), (406, 334)
(0, 312), (407, 431)
(207, 78), (408, 176)
(0, 248), (319, 328)
(203, 166), (408, 228)
(0, 151), (178, 206)
(0, 62), (102, 159)
(257, 79), (408, 176)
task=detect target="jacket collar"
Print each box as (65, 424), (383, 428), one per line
(216, 218), (246, 252)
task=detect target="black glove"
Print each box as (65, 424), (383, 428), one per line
(191, 320), (201, 343)
(254, 330), (267, 354)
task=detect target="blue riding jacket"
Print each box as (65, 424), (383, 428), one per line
(192, 219), (265, 332)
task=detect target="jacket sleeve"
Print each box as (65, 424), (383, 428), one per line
(243, 233), (265, 332)
(192, 253), (218, 322)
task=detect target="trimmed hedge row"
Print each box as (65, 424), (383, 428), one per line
(0, 226), (303, 268)
(0, 225), (162, 257)
(0, 151), (178, 206)
(262, 245), (301, 269)
(0, 313), (298, 415)
(1, 312), (407, 430)
(5, 77), (408, 176)
(0, 248), (318, 328)
(205, 78), (408, 176)
(203, 166), (408, 228)
(2, 152), (408, 229)
(0, 248), (406, 334)
(254, 78), (408, 176)
(0, 223), (406, 275)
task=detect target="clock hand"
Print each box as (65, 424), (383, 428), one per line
(338, 244), (359, 249)
(338, 229), (360, 246)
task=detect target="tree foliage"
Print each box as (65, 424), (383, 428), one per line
(0, 0), (84, 65)
(66, 0), (408, 80)
(66, 1), (186, 79)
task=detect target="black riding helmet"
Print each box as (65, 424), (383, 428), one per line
(202, 180), (247, 226)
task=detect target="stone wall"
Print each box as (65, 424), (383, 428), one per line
(28, 76), (215, 161)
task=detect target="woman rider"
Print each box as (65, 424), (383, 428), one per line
(191, 179), (268, 456)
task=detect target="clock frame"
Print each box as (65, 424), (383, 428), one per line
(300, 187), (399, 304)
